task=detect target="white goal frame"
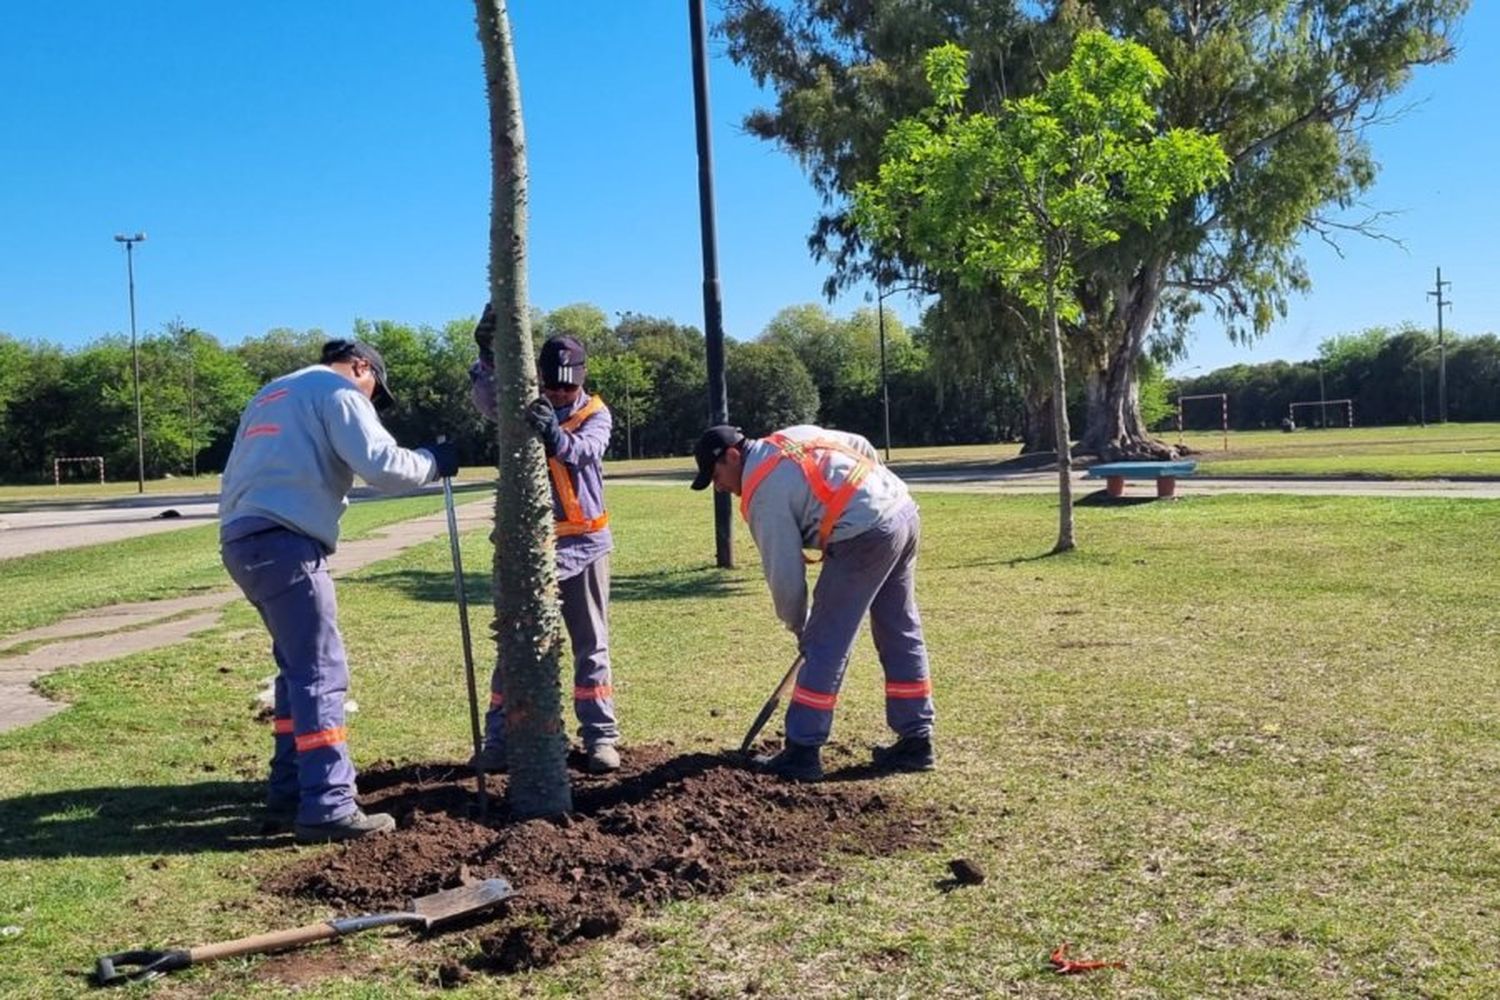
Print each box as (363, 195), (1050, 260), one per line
(53, 456), (105, 486)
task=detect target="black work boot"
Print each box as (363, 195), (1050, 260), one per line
(871, 735), (936, 773)
(294, 809), (396, 844)
(753, 742), (824, 782)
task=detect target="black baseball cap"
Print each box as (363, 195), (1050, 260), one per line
(322, 339), (395, 410)
(538, 335), (586, 388)
(691, 425), (745, 490)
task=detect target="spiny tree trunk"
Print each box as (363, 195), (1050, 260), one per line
(1045, 258), (1075, 554)
(474, 0), (572, 819)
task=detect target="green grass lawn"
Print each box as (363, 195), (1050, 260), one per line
(2, 487), (1499, 997)
(1181, 421), (1500, 478)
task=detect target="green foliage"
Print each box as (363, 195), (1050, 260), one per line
(727, 340), (820, 436)
(856, 32), (1228, 322)
(1136, 357), (1173, 429)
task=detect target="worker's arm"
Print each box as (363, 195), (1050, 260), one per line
(469, 361), (498, 422)
(551, 401), (612, 469)
(322, 387), (437, 491)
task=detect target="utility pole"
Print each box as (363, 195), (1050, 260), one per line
(114, 232), (148, 492)
(689, 0), (732, 568)
(1427, 267), (1451, 423)
(875, 284), (892, 463)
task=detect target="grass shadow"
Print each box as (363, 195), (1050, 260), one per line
(611, 566), (746, 602)
(0, 780), (293, 859)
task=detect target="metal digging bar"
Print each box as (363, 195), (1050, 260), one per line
(438, 435), (489, 819)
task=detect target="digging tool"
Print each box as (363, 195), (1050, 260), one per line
(438, 435), (489, 819)
(92, 877), (514, 987)
(739, 652), (805, 755)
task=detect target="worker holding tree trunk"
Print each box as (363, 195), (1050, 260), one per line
(219, 340), (458, 842)
(691, 424), (936, 782)
(469, 305), (622, 774)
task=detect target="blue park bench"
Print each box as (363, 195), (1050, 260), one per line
(1084, 460), (1198, 499)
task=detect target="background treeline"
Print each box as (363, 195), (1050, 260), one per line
(0, 302), (1031, 484)
(2, 312), (1493, 484)
(1169, 325), (1500, 431)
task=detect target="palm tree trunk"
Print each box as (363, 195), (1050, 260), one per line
(474, 0), (572, 818)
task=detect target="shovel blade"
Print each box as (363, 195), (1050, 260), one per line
(410, 877), (514, 927)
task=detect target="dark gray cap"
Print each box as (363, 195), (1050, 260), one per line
(691, 425), (744, 490)
(322, 339), (395, 410)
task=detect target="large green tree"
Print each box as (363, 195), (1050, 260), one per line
(723, 0), (1468, 458)
(474, 0), (572, 818)
(856, 34), (1227, 551)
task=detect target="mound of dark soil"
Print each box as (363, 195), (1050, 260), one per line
(265, 744), (936, 975)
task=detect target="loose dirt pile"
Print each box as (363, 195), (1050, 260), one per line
(265, 744), (936, 975)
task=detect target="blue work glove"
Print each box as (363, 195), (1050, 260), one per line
(423, 440), (459, 479)
(473, 302), (496, 368)
(525, 397), (563, 456)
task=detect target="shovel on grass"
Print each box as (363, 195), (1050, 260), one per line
(92, 877), (514, 986)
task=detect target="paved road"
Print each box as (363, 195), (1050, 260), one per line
(0, 482), (464, 561)
(5, 471), (1497, 562)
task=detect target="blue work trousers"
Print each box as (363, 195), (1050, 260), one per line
(222, 528), (357, 825)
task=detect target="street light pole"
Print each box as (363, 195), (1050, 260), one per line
(114, 232), (148, 493)
(876, 282), (892, 463)
(688, 0), (732, 568)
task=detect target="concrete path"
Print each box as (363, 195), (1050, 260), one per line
(0, 500), (492, 733)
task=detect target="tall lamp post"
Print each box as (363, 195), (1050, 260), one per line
(688, 0), (732, 568)
(114, 232), (148, 493)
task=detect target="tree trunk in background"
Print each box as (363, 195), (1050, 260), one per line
(1079, 263), (1177, 460)
(474, 0), (572, 819)
(1019, 384), (1056, 454)
(1045, 260), (1074, 554)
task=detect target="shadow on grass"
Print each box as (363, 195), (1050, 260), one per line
(356, 564), (745, 605)
(0, 780), (292, 859)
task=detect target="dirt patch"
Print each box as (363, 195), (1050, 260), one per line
(266, 744), (935, 977)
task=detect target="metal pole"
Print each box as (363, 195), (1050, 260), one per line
(1418, 355), (1427, 426)
(876, 287), (891, 462)
(439, 438), (488, 820)
(115, 234), (148, 492)
(1427, 266), (1451, 423)
(689, 0), (732, 568)
(186, 329), (197, 479)
(1318, 361), (1326, 429)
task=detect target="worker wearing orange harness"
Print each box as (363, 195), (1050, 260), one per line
(691, 424), (936, 781)
(469, 312), (620, 774)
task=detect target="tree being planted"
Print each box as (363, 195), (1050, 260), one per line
(473, 0), (572, 818)
(855, 32), (1227, 552)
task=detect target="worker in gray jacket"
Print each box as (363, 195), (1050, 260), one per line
(690, 424), (935, 781)
(220, 340), (457, 842)
(469, 305), (621, 773)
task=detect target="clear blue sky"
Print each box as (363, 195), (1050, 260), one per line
(2, 2), (1495, 375)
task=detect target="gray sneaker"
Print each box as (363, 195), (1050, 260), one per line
(294, 809), (396, 844)
(468, 743), (508, 773)
(586, 744), (621, 774)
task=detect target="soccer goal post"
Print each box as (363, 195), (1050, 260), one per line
(1175, 393), (1229, 451)
(53, 456), (105, 486)
(1288, 399), (1354, 429)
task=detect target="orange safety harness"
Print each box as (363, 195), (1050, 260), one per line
(547, 394), (610, 538)
(738, 433), (873, 559)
